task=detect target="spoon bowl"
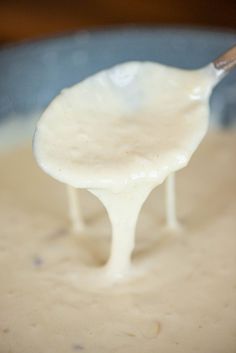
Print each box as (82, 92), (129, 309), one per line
(33, 61), (216, 192)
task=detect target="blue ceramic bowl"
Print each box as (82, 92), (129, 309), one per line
(0, 27), (235, 134)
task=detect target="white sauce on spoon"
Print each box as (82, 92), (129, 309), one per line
(34, 61), (217, 278)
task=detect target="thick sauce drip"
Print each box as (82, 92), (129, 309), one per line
(90, 186), (152, 277)
(165, 174), (178, 229)
(0, 132), (236, 352)
(34, 62), (217, 276)
(66, 186), (84, 233)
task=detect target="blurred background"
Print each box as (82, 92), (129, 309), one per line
(0, 0), (235, 45)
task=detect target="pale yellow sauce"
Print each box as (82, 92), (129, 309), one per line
(34, 62), (217, 277)
(1, 132), (236, 352)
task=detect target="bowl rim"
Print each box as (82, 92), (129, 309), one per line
(0, 24), (236, 54)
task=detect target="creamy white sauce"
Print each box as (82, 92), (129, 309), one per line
(34, 61), (217, 278)
(1, 133), (236, 352)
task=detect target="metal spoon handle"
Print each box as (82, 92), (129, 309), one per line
(213, 45), (236, 79)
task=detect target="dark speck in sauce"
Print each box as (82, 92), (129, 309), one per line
(32, 255), (44, 267)
(72, 344), (84, 351)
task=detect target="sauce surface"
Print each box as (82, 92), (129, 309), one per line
(1, 132), (236, 353)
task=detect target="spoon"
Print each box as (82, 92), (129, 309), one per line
(213, 45), (236, 79)
(34, 45), (236, 233)
(33, 44), (236, 276)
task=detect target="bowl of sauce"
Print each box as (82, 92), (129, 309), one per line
(0, 27), (236, 353)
